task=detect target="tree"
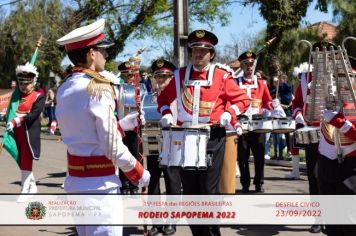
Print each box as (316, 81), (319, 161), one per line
(61, 0), (233, 59)
(255, 27), (322, 85)
(241, 0), (329, 77)
(330, 0), (356, 55)
(0, 0), (235, 87)
(0, 0), (65, 88)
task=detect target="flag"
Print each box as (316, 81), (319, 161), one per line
(2, 87), (21, 166)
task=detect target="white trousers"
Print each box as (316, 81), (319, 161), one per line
(75, 187), (122, 236)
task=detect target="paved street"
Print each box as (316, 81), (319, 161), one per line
(0, 130), (323, 236)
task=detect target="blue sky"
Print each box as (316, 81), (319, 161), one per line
(117, 1), (335, 67)
(44, 1), (334, 67)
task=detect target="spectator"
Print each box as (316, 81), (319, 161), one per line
(10, 80), (17, 90)
(278, 74), (293, 158)
(44, 80), (56, 128)
(35, 82), (45, 96)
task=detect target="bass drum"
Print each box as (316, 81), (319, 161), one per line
(117, 83), (147, 119)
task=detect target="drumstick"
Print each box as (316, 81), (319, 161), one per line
(274, 76), (280, 99)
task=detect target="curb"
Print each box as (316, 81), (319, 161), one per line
(249, 156), (307, 170)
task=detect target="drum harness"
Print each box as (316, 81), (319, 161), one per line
(182, 64), (214, 126)
(237, 76), (258, 122)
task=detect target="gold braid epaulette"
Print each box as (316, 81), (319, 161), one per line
(59, 67), (115, 98)
(83, 68), (114, 99)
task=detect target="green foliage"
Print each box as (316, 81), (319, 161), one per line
(0, 0), (234, 88)
(241, 0), (331, 76)
(105, 60), (118, 73)
(0, 0), (65, 88)
(331, 0), (356, 55)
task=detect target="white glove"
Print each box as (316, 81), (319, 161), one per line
(295, 113), (305, 124)
(6, 117), (21, 131)
(119, 111), (145, 131)
(271, 98), (280, 108)
(6, 121), (15, 131)
(219, 112), (232, 127)
(323, 109), (338, 123)
(271, 105), (286, 118)
(235, 122), (243, 136)
(137, 169), (151, 188)
(160, 113), (174, 127)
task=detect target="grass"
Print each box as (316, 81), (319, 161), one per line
(266, 136), (306, 162)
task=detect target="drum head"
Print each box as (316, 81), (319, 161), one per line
(142, 94), (161, 122)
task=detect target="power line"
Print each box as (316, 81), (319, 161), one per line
(0, 0), (23, 8)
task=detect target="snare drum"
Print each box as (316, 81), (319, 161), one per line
(251, 117), (273, 133)
(159, 126), (210, 169)
(272, 118), (296, 134)
(117, 84), (147, 119)
(293, 126), (320, 148)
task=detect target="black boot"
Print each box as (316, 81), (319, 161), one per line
(309, 224), (322, 233)
(242, 185), (250, 193)
(163, 225), (176, 235)
(148, 226), (163, 236)
(255, 184), (265, 193)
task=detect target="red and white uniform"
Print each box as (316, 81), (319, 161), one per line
(235, 76), (272, 116)
(292, 73), (317, 123)
(157, 64), (250, 126)
(13, 90), (44, 170)
(293, 72), (356, 159)
(320, 111), (356, 159)
(291, 72), (317, 155)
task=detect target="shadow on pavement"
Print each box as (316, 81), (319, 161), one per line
(229, 225), (311, 235)
(38, 226), (77, 235)
(123, 226), (144, 236)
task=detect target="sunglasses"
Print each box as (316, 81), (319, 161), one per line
(18, 81), (33, 85)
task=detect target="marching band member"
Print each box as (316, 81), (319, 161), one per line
(292, 60), (319, 195)
(317, 56), (356, 236)
(292, 41), (337, 233)
(117, 61), (142, 195)
(56, 19), (150, 236)
(147, 59), (181, 236)
(118, 61), (135, 84)
(235, 50), (283, 193)
(5, 63), (45, 202)
(285, 62), (310, 180)
(157, 29), (250, 236)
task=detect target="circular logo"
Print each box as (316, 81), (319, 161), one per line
(156, 59), (164, 68)
(25, 201), (46, 220)
(124, 62), (131, 68)
(246, 51), (253, 58)
(196, 30), (205, 38)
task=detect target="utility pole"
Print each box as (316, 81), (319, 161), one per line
(173, 0), (189, 67)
